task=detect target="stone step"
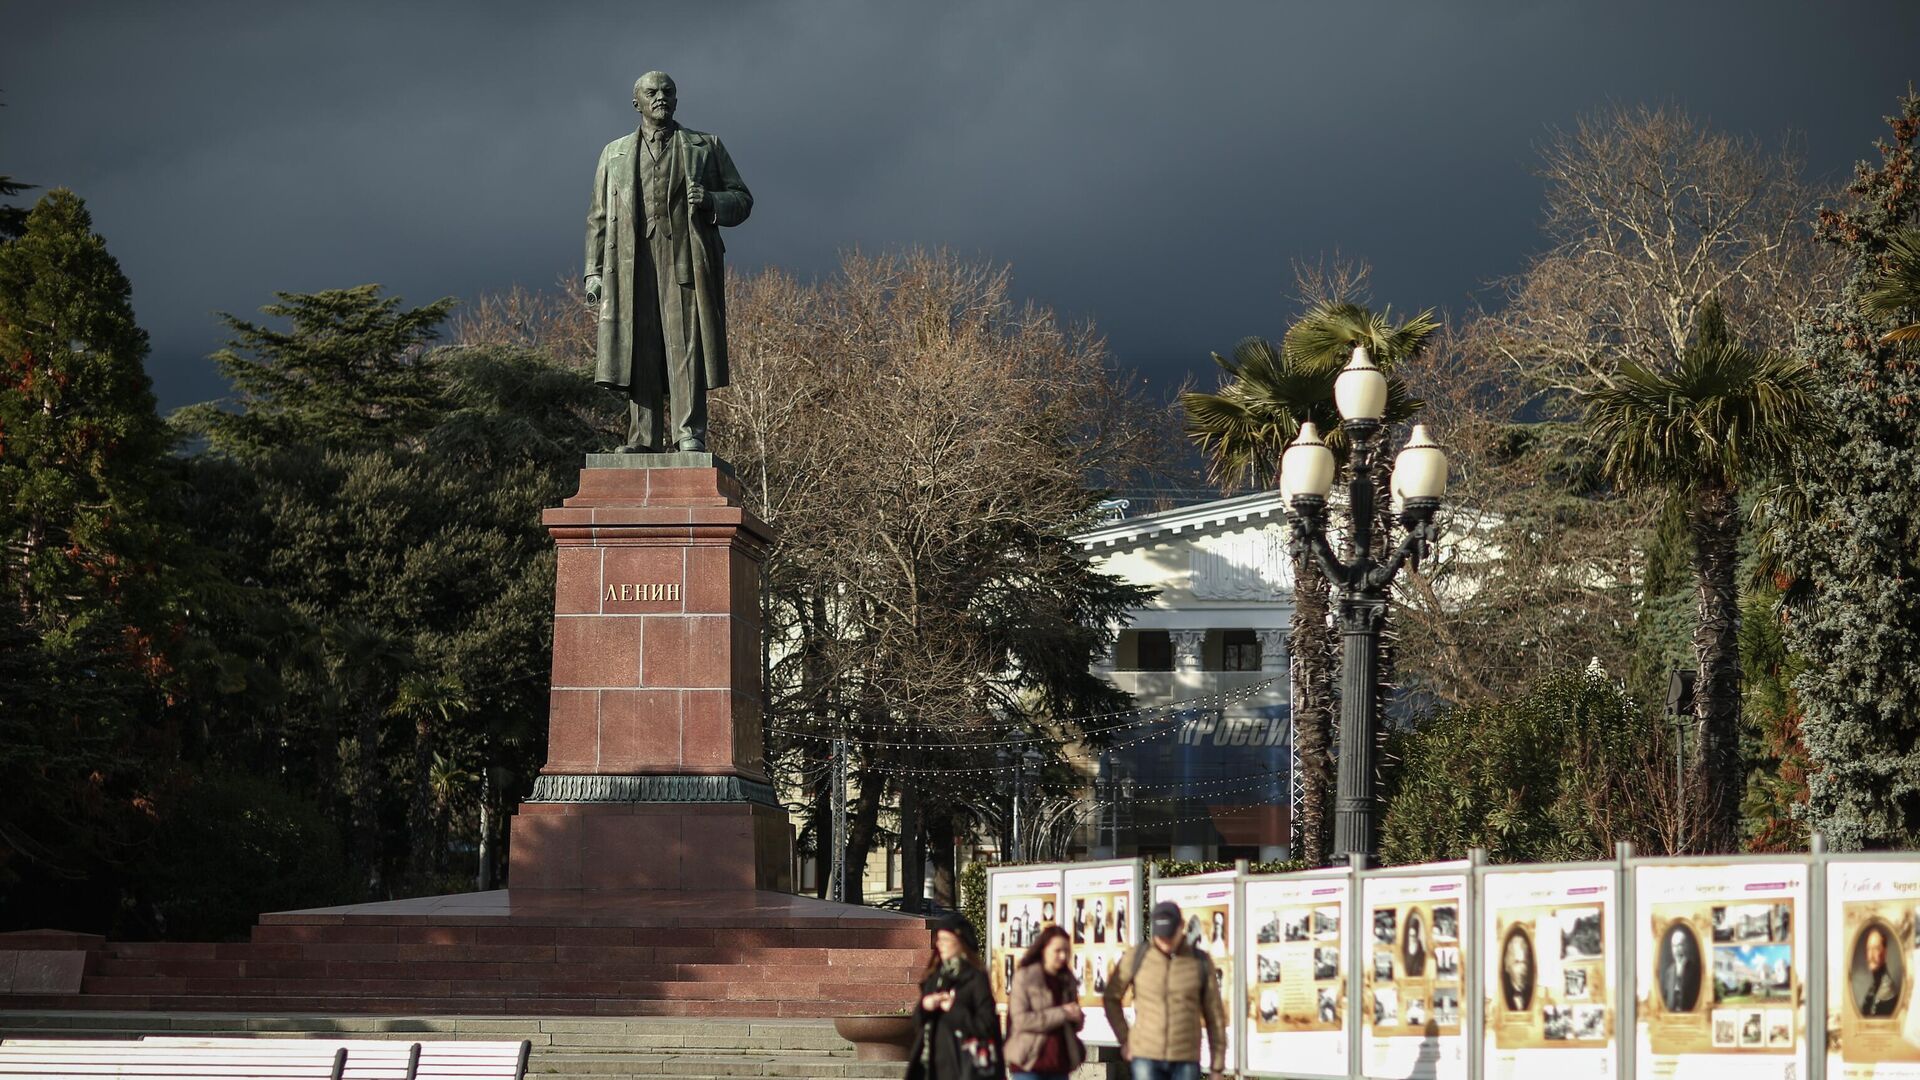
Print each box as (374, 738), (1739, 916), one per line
(91, 947), (917, 977)
(0, 1012), (853, 1043)
(1, 994), (908, 1019)
(524, 1056), (904, 1079)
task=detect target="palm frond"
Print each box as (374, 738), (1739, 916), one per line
(1585, 341), (1822, 492)
(1865, 228), (1920, 345)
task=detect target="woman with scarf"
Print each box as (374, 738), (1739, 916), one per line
(1006, 925), (1086, 1080)
(906, 915), (1003, 1080)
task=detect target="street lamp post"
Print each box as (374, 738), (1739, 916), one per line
(1280, 345), (1448, 864)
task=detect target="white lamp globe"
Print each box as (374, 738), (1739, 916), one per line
(1391, 424), (1448, 500)
(1334, 343), (1388, 423)
(1280, 421), (1336, 501)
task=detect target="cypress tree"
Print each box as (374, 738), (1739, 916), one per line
(1769, 93), (1920, 849)
(0, 189), (180, 924)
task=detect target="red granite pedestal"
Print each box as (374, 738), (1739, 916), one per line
(0, 460), (931, 1019)
(507, 459), (792, 893)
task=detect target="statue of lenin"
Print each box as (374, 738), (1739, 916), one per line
(585, 72), (751, 453)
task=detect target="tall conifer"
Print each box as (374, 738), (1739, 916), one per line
(1770, 93), (1920, 849)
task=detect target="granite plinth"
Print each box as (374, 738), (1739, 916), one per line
(510, 463), (791, 893)
(507, 801), (792, 892)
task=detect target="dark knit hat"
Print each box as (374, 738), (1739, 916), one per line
(932, 913), (979, 953)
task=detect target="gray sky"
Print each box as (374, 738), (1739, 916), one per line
(4, 1), (1916, 414)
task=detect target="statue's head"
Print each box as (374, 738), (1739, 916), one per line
(633, 71), (677, 124)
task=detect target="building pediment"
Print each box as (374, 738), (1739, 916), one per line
(1074, 492), (1294, 613)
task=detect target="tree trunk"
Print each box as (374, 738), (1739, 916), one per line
(843, 766), (885, 906)
(1291, 550), (1337, 866)
(899, 784), (925, 914)
(409, 715), (434, 880)
(925, 802), (958, 909)
(808, 769), (833, 900)
(1688, 482), (1743, 852)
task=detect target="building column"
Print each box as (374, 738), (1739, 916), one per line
(1170, 629), (1207, 672)
(1257, 629), (1288, 673)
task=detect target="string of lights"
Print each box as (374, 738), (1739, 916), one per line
(764, 679), (1280, 751)
(766, 677), (1283, 739)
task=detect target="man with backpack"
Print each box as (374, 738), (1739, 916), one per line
(1102, 900), (1227, 1080)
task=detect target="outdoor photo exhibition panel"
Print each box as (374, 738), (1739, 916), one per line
(1480, 865), (1618, 1080)
(1634, 859), (1808, 1079)
(1828, 858), (1920, 1079)
(1243, 872), (1352, 1078)
(1063, 860), (1142, 1045)
(1362, 869), (1471, 1080)
(1157, 872), (1240, 1070)
(987, 865), (1062, 1005)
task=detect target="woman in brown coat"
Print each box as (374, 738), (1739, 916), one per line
(1006, 925), (1086, 1080)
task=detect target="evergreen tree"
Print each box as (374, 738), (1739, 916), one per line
(0, 190), (179, 925)
(178, 289), (613, 894)
(1769, 93), (1920, 849)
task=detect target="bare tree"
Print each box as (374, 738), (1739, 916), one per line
(1484, 104), (1835, 402)
(719, 250), (1171, 903)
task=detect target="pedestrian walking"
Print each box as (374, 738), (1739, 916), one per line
(1102, 900), (1226, 1080)
(907, 914), (1004, 1080)
(1006, 925), (1086, 1080)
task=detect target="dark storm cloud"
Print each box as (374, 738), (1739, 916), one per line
(3, 1), (1916, 412)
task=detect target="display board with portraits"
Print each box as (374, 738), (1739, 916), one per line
(1155, 873), (1239, 1070)
(1481, 866), (1617, 1080)
(1062, 860), (1141, 1045)
(1361, 871), (1469, 1080)
(1242, 872), (1351, 1078)
(1829, 859), (1920, 1078)
(986, 866), (1062, 1006)
(1632, 860), (1806, 1079)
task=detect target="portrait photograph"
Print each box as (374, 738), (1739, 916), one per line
(1850, 918), (1905, 1017)
(1374, 951), (1394, 980)
(1258, 987), (1280, 1023)
(1373, 986), (1399, 1025)
(1656, 920), (1702, 1012)
(1318, 987), (1340, 1023)
(1402, 910), (1428, 978)
(1432, 904), (1459, 942)
(1573, 1005), (1607, 1040)
(1500, 925), (1536, 1012)
(1434, 946), (1459, 979)
(1433, 988), (1460, 1025)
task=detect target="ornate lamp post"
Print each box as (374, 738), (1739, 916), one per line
(1279, 345), (1448, 863)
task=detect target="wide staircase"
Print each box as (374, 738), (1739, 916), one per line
(0, 1012), (910, 1080)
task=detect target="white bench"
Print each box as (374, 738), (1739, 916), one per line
(0, 1039), (347, 1078)
(142, 1038), (527, 1080)
(142, 1039), (420, 1080)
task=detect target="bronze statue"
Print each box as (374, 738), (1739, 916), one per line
(585, 72), (751, 453)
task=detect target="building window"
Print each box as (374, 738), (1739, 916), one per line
(1222, 629), (1261, 671)
(1134, 630), (1173, 671)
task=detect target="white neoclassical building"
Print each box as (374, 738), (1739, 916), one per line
(1072, 490), (1297, 863)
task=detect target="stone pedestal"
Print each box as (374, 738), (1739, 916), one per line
(508, 455), (792, 892)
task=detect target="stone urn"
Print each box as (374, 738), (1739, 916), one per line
(834, 1014), (917, 1062)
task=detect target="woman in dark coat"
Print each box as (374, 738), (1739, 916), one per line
(906, 914), (1004, 1080)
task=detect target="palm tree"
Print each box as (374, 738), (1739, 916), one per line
(1864, 227), (1920, 344)
(1181, 302), (1433, 865)
(1585, 296), (1820, 852)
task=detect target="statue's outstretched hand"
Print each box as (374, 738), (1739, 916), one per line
(585, 275), (603, 304)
